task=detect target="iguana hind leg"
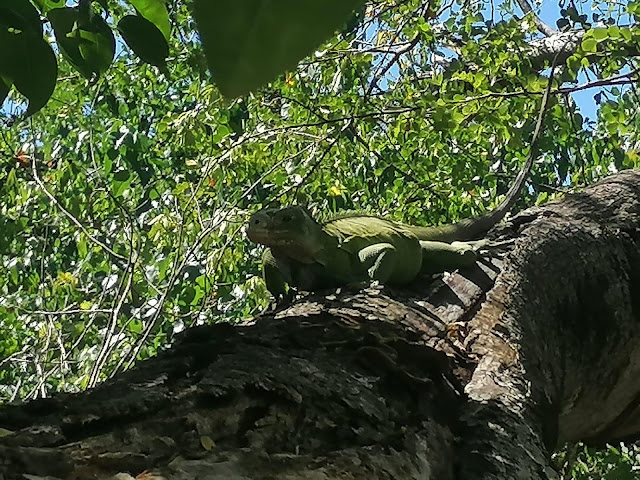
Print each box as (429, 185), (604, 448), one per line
(358, 243), (397, 283)
(420, 239), (513, 274)
(419, 240), (479, 274)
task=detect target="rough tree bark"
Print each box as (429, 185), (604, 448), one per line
(1, 170), (640, 480)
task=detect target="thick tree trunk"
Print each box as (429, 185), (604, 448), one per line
(2, 170), (640, 480)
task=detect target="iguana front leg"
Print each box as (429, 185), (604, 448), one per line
(263, 248), (343, 303)
(262, 248), (293, 304)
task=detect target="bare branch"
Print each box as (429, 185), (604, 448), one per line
(21, 307), (114, 316)
(515, 0), (557, 37)
(366, 34), (421, 95)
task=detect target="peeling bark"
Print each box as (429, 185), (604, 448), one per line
(526, 29), (640, 70)
(527, 30), (585, 69)
(1, 170), (640, 480)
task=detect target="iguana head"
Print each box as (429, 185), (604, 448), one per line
(247, 206), (325, 258)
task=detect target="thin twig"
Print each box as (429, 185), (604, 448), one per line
(24, 291), (105, 398)
(366, 34), (421, 95)
(87, 249), (137, 388)
(442, 70), (639, 104)
(30, 161), (127, 263)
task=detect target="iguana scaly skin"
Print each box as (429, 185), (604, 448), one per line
(247, 67), (556, 302)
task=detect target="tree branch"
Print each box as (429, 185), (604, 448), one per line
(515, 0), (557, 37)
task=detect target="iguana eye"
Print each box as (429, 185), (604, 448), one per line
(281, 215), (292, 223)
(252, 218), (260, 225)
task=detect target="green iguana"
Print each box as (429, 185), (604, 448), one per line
(247, 69), (555, 302)
(247, 162), (524, 301)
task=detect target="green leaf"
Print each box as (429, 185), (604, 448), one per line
(535, 191), (548, 206)
(77, 17), (115, 76)
(31, 0), (65, 14)
(48, 7), (115, 79)
(607, 25), (621, 38)
(128, 318), (143, 333)
(193, 0), (367, 97)
(48, 7), (92, 77)
(591, 28), (608, 40)
(566, 54), (580, 74)
(0, 0), (42, 33)
(581, 37), (597, 52)
(0, 30), (57, 115)
(77, 235), (87, 258)
(127, 0), (170, 41)
(112, 170), (132, 197)
(173, 181), (190, 195)
(117, 15), (169, 68)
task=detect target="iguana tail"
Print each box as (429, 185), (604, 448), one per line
(410, 62), (557, 243)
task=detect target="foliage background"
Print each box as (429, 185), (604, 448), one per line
(1, 0), (639, 476)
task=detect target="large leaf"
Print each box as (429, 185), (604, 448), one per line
(77, 14), (116, 76)
(127, 0), (170, 41)
(31, 0), (65, 14)
(0, 30), (57, 115)
(48, 7), (115, 79)
(118, 14), (169, 68)
(193, 0), (366, 97)
(0, 0), (42, 33)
